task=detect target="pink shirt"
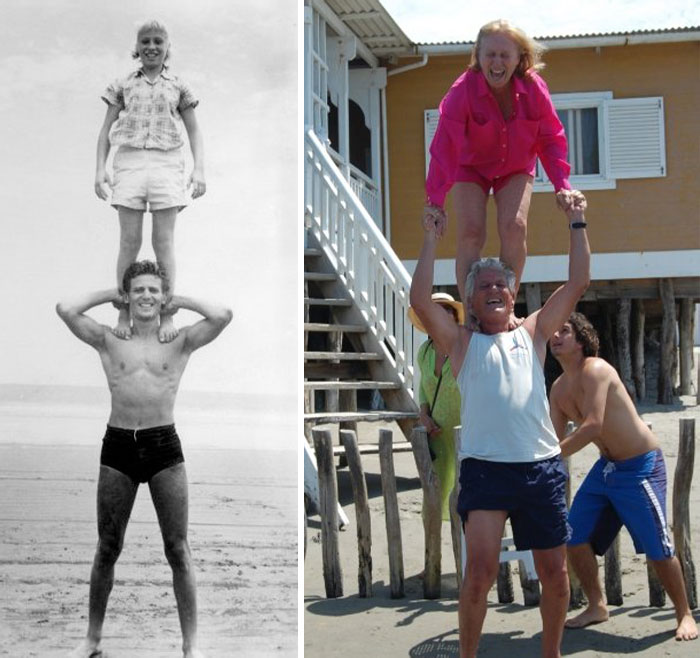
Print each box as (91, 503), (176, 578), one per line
(102, 68), (198, 151)
(426, 70), (571, 208)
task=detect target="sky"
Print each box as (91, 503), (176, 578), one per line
(380, 0), (700, 42)
(0, 0), (297, 400)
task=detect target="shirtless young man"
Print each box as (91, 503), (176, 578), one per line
(411, 190), (589, 658)
(549, 312), (698, 641)
(57, 260), (232, 658)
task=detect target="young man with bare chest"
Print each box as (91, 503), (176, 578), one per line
(57, 260), (232, 658)
(549, 312), (697, 641)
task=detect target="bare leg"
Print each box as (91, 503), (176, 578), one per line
(453, 182), (487, 307)
(565, 543), (609, 628)
(459, 510), (507, 658)
(151, 207), (178, 343)
(532, 545), (570, 658)
(493, 173), (533, 296)
(650, 556), (698, 641)
(115, 207), (144, 339)
(149, 463), (202, 657)
(71, 466), (138, 657)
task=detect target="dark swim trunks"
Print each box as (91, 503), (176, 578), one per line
(100, 424), (184, 483)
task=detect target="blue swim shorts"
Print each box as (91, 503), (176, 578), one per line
(457, 455), (571, 551)
(568, 449), (674, 561)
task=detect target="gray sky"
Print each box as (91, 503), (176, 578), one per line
(0, 0), (297, 396)
(381, 0), (700, 42)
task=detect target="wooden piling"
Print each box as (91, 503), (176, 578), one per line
(312, 428), (343, 598)
(631, 299), (646, 401)
(658, 279), (675, 404)
(564, 452), (585, 609)
(672, 418), (697, 609)
(679, 300), (693, 396)
(449, 426), (462, 590)
(616, 298), (636, 399)
(604, 534), (623, 606)
(378, 429), (404, 598)
(410, 426), (442, 599)
(339, 429), (372, 597)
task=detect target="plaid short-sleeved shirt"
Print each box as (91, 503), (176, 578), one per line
(102, 68), (198, 150)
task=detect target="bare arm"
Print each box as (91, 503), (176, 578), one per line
(56, 289), (120, 349)
(409, 224), (464, 367)
(558, 362), (610, 457)
(549, 381), (570, 441)
(181, 106), (206, 198)
(524, 195), (590, 361)
(171, 295), (232, 352)
(95, 104), (120, 200)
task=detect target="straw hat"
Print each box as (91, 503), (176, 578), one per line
(407, 292), (465, 334)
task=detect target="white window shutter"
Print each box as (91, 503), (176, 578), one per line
(424, 109), (439, 178)
(605, 97), (666, 179)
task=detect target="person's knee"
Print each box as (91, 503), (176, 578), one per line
(95, 536), (123, 567)
(457, 217), (487, 249)
(119, 230), (142, 257)
(163, 536), (191, 569)
(464, 557), (499, 597)
(498, 211), (527, 245)
(538, 557), (569, 595)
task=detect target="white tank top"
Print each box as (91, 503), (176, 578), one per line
(456, 326), (560, 462)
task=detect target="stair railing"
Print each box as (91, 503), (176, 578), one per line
(305, 128), (418, 397)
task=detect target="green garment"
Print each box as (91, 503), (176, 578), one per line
(417, 339), (460, 520)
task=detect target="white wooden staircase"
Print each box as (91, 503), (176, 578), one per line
(304, 237), (419, 452)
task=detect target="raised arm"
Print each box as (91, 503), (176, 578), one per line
(525, 194), (590, 360)
(56, 288), (119, 349)
(409, 222), (465, 368)
(181, 107), (206, 199)
(171, 295), (232, 352)
(557, 362), (610, 458)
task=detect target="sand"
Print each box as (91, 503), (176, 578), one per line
(304, 395), (700, 657)
(0, 399), (298, 658)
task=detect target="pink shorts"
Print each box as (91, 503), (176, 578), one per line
(111, 146), (188, 212)
(455, 166), (533, 196)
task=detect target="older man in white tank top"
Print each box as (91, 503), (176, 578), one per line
(410, 192), (590, 658)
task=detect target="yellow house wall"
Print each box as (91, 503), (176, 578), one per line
(386, 41), (700, 261)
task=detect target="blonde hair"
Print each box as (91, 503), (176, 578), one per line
(469, 19), (546, 79)
(131, 20), (171, 63)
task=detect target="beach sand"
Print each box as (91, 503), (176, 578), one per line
(304, 396), (700, 657)
(0, 395), (298, 658)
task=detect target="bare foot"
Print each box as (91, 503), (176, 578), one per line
(159, 314), (179, 343)
(68, 639), (102, 657)
(112, 307), (131, 340)
(184, 650), (206, 658)
(565, 604), (609, 629)
(675, 613), (698, 641)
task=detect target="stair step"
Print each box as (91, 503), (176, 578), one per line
(304, 297), (352, 307)
(304, 248), (323, 257)
(304, 380), (400, 391)
(304, 351), (382, 361)
(333, 441), (413, 456)
(304, 411), (419, 424)
(304, 322), (366, 333)
(304, 272), (336, 282)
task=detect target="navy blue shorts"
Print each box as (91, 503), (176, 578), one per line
(568, 449), (674, 561)
(100, 424), (184, 484)
(457, 455), (571, 551)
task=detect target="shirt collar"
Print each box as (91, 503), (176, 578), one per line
(135, 67), (173, 81)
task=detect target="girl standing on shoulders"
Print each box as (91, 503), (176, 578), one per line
(95, 19), (205, 342)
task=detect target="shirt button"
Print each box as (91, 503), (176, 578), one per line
(502, 128), (506, 133)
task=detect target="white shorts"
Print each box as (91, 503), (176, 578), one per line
(111, 146), (187, 212)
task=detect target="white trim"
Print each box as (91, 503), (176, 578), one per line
(403, 250), (700, 285)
